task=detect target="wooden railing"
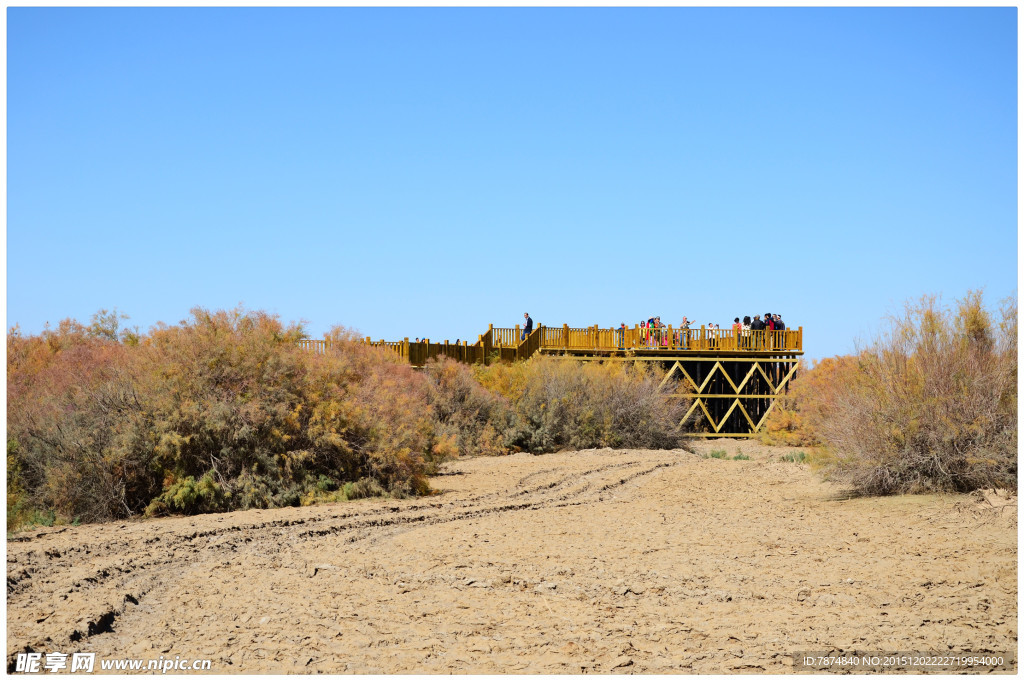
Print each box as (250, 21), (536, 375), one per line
(539, 325), (802, 353)
(296, 339), (333, 354)
(300, 323), (801, 366)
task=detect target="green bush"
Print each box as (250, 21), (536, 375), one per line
(146, 471), (227, 516)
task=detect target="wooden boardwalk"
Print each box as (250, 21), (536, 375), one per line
(297, 323), (802, 364)
(297, 324), (803, 438)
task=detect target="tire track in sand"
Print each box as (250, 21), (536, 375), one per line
(6, 451), (684, 668)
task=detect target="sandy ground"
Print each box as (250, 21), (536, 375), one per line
(6, 440), (1017, 674)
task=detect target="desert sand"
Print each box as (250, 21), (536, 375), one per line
(6, 440), (1017, 674)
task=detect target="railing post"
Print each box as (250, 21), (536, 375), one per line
(700, 325), (706, 350)
(404, 337), (409, 362)
(563, 324), (569, 349)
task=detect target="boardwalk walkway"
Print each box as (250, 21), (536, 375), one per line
(297, 323), (803, 367)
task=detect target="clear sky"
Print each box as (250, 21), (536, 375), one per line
(7, 7), (1018, 361)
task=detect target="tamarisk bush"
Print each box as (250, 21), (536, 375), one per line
(7, 309), (434, 523)
(802, 291), (1016, 495)
(477, 357), (687, 453)
(422, 358), (514, 460)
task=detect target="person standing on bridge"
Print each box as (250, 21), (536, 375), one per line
(750, 315), (765, 349)
(522, 313), (533, 341)
(679, 316), (691, 349)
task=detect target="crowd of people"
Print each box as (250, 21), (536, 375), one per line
(417, 311), (789, 350)
(617, 312), (789, 349)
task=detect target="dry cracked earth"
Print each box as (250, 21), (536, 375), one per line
(6, 440), (1018, 674)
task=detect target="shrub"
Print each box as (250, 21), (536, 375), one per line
(7, 440), (27, 531)
(7, 321), (154, 523)
(342, 477), (386, 500)
(146, 471), (227, 516)
(423, 358), (515, 462)
(7, 307), (438, 526)
(478, 357), (686, 453)
(800, 292), (1016, 494)
(758, 401), (821, 447)
(708, 450), (727, 459)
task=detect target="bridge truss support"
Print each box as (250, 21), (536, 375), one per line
(658, 355), (801, 437)
(555, 352), (801, 438)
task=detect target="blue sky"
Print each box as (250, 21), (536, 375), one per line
(7, 7), (1017, 360)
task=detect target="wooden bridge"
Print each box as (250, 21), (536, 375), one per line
(298, 323), (803, 438)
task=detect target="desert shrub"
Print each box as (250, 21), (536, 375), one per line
(138, 312), (434, 504)
(7, 308), (437, 526)
(7, 440), (34, 531)
(801, 292), (1016, 495)
(473, 360), (530, 404)
(7, 319), (156, 523)
(733, 452), (750, 461)
(758, 401), (821, 447)
(315, 474), (339, 493)
(760, 355), (860, 448)
(481, 357), (686, 453)
(232, 470), (277, 510)
(146, 471), (227, 516)
(342, 477), (386, 500)
(781, 451), (808, 464)
(708, 450), (727, 459)
(422, 358), (515, 462)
